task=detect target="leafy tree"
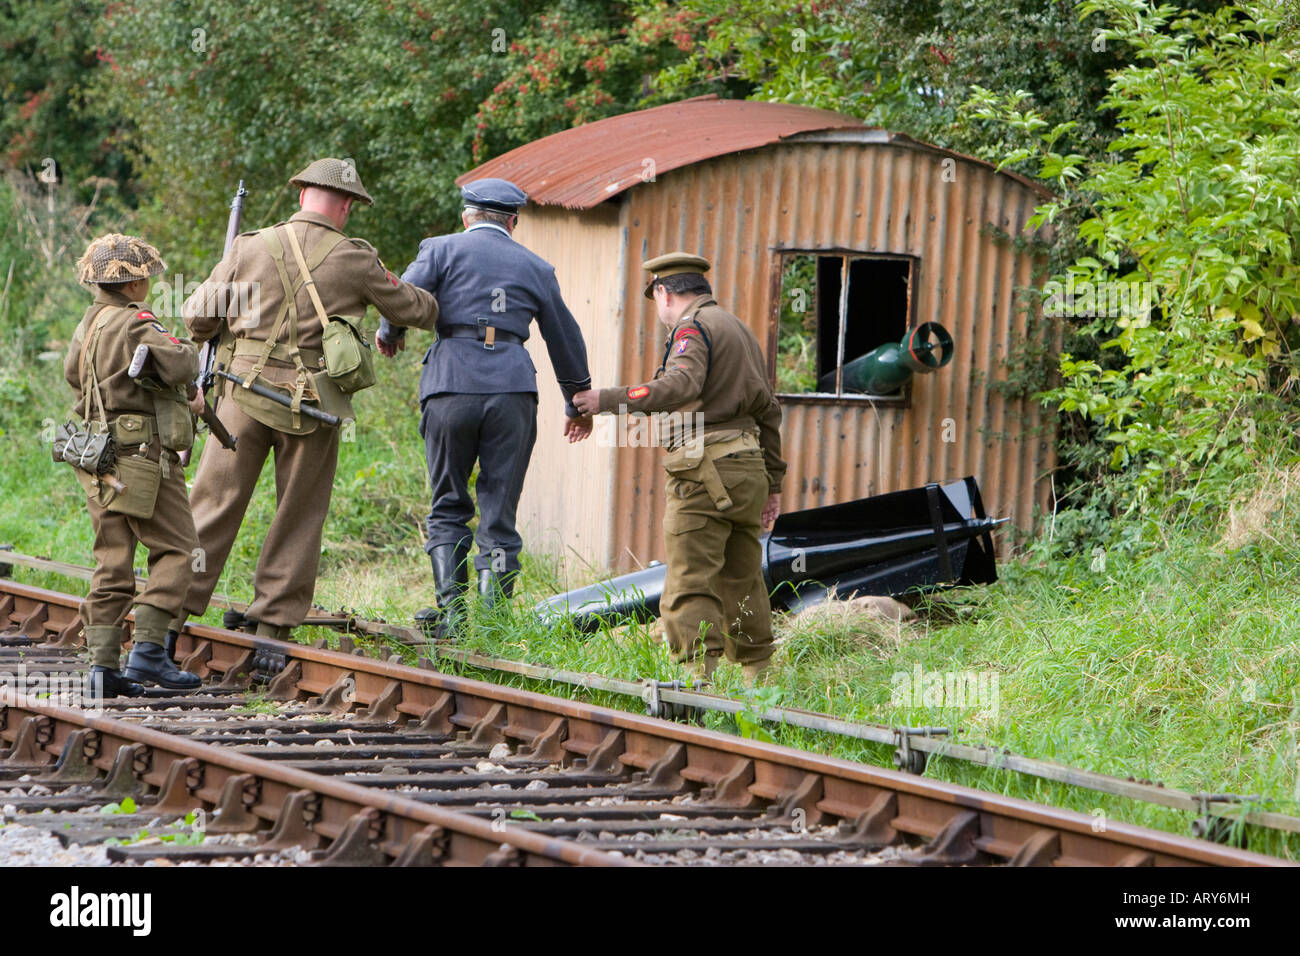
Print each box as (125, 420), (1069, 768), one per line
(0, 0), (131, 193)
(88, 0), (702, 275)
(971, 1), (1300, 544)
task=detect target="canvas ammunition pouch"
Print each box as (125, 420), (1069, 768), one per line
(131, 377), (193, 452)
(318, 313), (376, 394)
(661, 432), (760, 512)
(60, 310), (164, 519)
(99, 452), (162, 519)
(282, 222), (375, 394)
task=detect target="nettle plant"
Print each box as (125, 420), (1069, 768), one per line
(969, 1), (1300, 524)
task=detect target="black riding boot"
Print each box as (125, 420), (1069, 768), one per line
(123, 641), (202, 690)
(164, 629), (178, 664)
(477, 568), (518, 611)
(85, 666), (143, 700)
(414, 543), (470, 637)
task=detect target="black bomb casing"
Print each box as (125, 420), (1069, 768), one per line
(534, 476), (1005, 633)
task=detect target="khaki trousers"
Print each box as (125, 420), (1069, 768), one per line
(180, 397), (339, 628)
(660, 451), (773, 666)
(83, 461), (198, 668)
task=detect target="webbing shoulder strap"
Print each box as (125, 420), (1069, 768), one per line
(78, 307), (113, 429)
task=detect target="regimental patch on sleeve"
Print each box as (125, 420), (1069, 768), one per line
(136, 310), (156, 322)
(675, 338), (691, 355)
(673, 327), (699, 341)
(627, 385), (650, 400)
(149, 320), (180, 344)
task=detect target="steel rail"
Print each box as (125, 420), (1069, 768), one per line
(0, 578), (1284, 866)
(0, 689), (624, 867)
(2, 553), (1292, 839)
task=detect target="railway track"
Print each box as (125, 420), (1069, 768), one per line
(0, 578), (1284, 867)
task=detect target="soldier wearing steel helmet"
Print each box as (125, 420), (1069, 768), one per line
(375, 178), (593, 636)
(573, 253), (786, 685)
(63, 234), (205, 697)
(168, 158), (439, 643)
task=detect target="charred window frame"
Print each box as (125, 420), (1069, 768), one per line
(771, 251), (918, 405)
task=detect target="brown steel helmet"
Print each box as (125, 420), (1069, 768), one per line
(289, 157), (375, 206)
(76, 234), (167, 287)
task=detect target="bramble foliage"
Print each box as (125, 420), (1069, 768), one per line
(970, 1), (1300, 542)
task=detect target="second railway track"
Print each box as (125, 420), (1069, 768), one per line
(0, 578), (1284, 867)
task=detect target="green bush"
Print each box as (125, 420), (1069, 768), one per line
(969, 1), (1300, 547)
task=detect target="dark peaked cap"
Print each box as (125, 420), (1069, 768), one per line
(461, 178), (528, 213)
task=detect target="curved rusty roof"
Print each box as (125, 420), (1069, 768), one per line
(458, 96), (1052, 208)
(457, 96), (866, 209)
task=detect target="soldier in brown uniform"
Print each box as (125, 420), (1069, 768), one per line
(170, 159), (439, 642)
(64, 235), (205, 697)
(573, 253), (785, 683)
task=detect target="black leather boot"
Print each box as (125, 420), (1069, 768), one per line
(164, 629), (179, 664)
(85, 666), (144, 700)
(477, 568), (518, 610)
(123, 641), (202, 690)
(415, 543), (470, 637)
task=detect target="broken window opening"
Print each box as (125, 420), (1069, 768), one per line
(776, 252), (915, 399)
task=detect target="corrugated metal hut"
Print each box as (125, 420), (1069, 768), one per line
(457, 97), (1055, 576)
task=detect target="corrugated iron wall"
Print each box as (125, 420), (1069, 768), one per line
(605, 140), (1055, 570)
(515, 204), (626, 584)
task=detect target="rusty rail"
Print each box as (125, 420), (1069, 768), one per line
(3, 550), (1292, 841)
(0, 577), (1286, 866)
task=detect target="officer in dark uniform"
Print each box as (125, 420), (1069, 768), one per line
(376, 178), (593, 633)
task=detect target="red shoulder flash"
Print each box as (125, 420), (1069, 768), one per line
(627, 385), (650, 400)
(386, 270), (399, 287)
(137, 310), (156, 322)
(673, 327), (699, 340)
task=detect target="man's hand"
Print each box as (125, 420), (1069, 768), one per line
(761, 493), (781, 530)
(564, 414), (593, 443)
(376, 330), (406, 358)
(188, 388), (207, 416)
(572, 389), (600, 416)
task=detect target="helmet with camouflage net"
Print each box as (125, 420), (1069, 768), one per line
(289, 158), (375, 206)
(76, 234), (167, 287)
